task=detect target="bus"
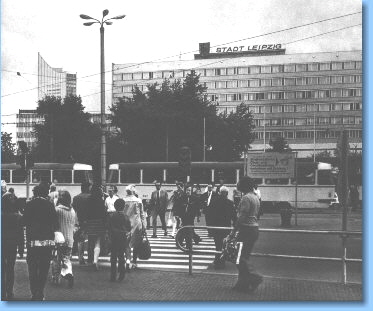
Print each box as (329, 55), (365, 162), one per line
(107, 161), (336, 209)
(1, 163), (93, 198)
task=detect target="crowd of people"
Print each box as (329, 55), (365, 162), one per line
(1, 176), (267, 300)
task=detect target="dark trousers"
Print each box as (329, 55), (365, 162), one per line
(152, 209), (167, 235)
(236, 226), (262, 285)
(110, 235), (127, 279)
(176, 218), (200, 247)
(1, 244), (17, 299)
(26, 246), (53, 300)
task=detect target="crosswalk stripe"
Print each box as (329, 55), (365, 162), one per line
(19, 227), (221, 271)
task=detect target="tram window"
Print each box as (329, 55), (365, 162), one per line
(52, 170), (72, 183)
(1, 170), (10, 183)
(293, 166), (315, 185)
(252, 178), (263, 185)
(143, 168), (163, 183)
(215, 169), (236, 184)
(74, 170), (93, 184)
(165, 168), (180, 184)
(32, 170), (51, 184)
(265, 178), (289, 185)
(191, 168), (210, 184)
(107, 170), (119, 184)
(13, 169), (27, 183)
(318, 170), (334, 185)
(120, 168), (140, 183)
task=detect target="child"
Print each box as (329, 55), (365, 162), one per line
(107, 199), (131, 282)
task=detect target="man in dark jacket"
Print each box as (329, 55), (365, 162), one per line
(200, 183), (218, 236)
(209, 186), (236, 269)
(107, 199), (131, 282)
(176, 185), (201, 248)
(149, 181), (169, 238)
(23, 184), (58, 301)
(1, 194), (24, 300)
(72, 182), (91, 265)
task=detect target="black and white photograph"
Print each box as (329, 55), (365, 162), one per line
(1, 0), (363, 303)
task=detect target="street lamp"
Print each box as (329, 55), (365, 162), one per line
(80, 10), (125, 187)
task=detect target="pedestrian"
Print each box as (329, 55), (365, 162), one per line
(107, 198), (131, 282)
(22, 184), (58, 300)
(1, 180), (7, 197)
(85, 184), (107, 271)
(142, 199), (152, 229)
(49, 184), (58, 206)
(176, 185), (201, 248)
(1, 193), (24, 300)
(201, 183), (218, 236)
(253, 184), (263, 219)
(149, 181), (169, 238)
(232, 176), (263, 293)
(209, 186), (236, 269)
(2, 187), (17, 201)
(71, 182), (91, 265)
(105, 186), (119, 213)
(123, 184), (146, 270)
(170, 181), (184, 238)
(51, 190), (77, 288)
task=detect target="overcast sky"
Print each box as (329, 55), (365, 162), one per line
(1, 0), (362, 139)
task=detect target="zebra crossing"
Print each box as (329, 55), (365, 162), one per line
(18, 228), (218, 271)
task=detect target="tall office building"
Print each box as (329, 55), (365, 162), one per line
(38, 53), (77, 100)
(112, 42), (362, 157)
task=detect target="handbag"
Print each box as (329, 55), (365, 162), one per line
(136, 225), (151, 260)
(220, 229), (243, 264)
(167, 211), (173, 227)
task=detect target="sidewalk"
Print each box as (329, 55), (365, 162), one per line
(7, 260), (362, 301)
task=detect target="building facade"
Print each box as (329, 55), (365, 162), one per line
(38, 53), (77, 100)
(16, 110), (44, 150)
(112, 42), (362, 157)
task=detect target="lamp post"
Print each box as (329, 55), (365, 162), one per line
(80, 10), (125, 186)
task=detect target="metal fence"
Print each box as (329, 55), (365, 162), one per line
(175, 225), (362, 284)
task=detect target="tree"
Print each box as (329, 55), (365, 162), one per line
(1, 132), (16, 163)
(33, 95), (101, 167)
(267, 136), (292, 153)
(110, 72), (255, 162)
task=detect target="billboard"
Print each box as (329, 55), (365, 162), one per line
(246, 152), (295, 179)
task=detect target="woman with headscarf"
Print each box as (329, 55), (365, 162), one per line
(123, 184), (146, 270)
(233, 176), (263, 293)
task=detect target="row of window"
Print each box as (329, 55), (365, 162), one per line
(254, 115), (362, 127)
(242, 102), (362, 114)
(16, 132), (36, 139)
(113, 60), (362, 81)
(254, 129), (362, 140)
(203, 75), (362, 89)
(205, 88), (362, 102)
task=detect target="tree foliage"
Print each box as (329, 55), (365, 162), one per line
(33, 95), (101, 166)
(1, 132), (16, 163)
(110, 72), (255, 162)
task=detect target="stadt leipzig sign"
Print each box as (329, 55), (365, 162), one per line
(216, 44), (283, 53)
(246, 152), (295, 179)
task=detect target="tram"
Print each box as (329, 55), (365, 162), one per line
(1, 163), (93, 198)
(107, 161), (336, 209)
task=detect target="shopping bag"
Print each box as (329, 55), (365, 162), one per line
(220, 229), (243, 264)
(136, 232), (151, 260)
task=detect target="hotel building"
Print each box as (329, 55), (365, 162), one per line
(112, 42), (362, 157)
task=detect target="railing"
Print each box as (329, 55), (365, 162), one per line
(175, 225), (362, 284)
